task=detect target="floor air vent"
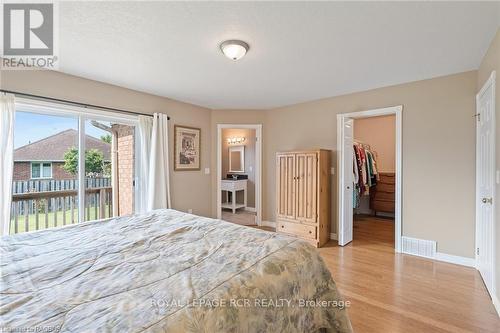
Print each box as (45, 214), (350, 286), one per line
(402, 236), (436, 258)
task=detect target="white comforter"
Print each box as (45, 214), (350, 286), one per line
(0, 209), (351, 332)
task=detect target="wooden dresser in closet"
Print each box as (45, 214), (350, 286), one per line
(370, 172), (395, 214)
(275, 150), (330, 247)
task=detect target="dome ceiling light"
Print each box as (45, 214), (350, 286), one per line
(220, 40), (249, 61)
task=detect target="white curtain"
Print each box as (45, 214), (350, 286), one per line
(137, 116), (152, 213)
(148, 113), (172, 210)
(0, 94), (15, 236)
(137, 113), (171, 213)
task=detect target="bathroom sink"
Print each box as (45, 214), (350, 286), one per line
(225, 174), (248, 180)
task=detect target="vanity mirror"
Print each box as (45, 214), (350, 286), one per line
(228, 145), (245, 173)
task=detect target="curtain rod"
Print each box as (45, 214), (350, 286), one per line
(0, 89), (170, 120)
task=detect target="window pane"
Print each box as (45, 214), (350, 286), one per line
(42, 163), (52, 178)
(11, 111), (79, 234)
(31, 163), (40, 178)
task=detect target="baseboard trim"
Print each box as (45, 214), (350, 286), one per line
(260, 220), (276, 228)
(492, 293), (500, 317)
(330, 233), (338, 240)
(434, 252), (476, 268)
(402, 250), (475, 268)
(244, 207), (256, 213)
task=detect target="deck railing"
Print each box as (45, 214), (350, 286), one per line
(12, 177), (111, 194)
(10, 187), (112, 234)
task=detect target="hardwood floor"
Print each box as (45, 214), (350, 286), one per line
(221, 210), (256, 226)
(242, 216), (499, 331)
(317, 215), (500, 332)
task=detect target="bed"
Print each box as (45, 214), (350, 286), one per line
(0, 209), (352, 332)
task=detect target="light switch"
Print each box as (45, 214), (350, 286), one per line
(249, 166), (253, 172)
(188, 209), (193, 214)
(331, 167), (335, 175)
(204, 168), (210, 175)
(497, 170), (500, 184)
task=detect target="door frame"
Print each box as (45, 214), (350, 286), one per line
(216, 124), (262, 225)
(475, 70), (496, 298)
(337, 105), (403, 252)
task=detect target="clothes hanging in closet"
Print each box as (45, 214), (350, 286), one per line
(353, 142), (379, 208)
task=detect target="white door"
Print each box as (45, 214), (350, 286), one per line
(476, 72), (496, 298)
(338, 117), (354, 246)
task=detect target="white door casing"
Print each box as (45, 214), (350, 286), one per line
(475, 71), (496, 299)
(338, 117), (354, 246)
(216, 124), (262, 225)
(337, 105), (403, 251)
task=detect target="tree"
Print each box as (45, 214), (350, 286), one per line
(62, 148), (79, 175)
(63, 148), (109, 177)
(100, 134), (112, 144)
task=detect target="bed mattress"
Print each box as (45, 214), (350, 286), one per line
(0, 209), (351, 332)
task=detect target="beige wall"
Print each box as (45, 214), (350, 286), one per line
(477, 29), (500, 306)
(354, 115), (396, 173)
(221, 128), (256, 208)
(264, 71), (477, 258)
(1, 64), (482, 261)
(1, 70), (213, 217)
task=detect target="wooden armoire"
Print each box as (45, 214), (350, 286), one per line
(275, 150), (331, 247)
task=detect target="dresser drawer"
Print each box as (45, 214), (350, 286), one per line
(373, 191), (395, 201)
(372, 200), (395, 213)
(376, 182), (395, 193)
(277, 221), (317, 240)
(379, 173), (395, 184)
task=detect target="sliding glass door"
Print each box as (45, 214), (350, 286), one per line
(11, 111), (80, 234)
(10, 100), (138, 234)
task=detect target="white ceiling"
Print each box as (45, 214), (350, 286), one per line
(59, 1), (500, 109)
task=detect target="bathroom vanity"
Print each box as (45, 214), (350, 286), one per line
(221, 178), (247, 214)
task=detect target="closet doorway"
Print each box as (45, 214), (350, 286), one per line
(337, 106), (402, 252)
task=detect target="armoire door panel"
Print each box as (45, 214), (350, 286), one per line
(276, 154), (296, 219)
(276, 155), (286, 218)
(286, 154), (296, 219)
(296, 153), (317, 223)
(296, 154), (305, 220)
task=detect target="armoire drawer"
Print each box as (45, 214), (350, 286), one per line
(277, 221), (317, 240)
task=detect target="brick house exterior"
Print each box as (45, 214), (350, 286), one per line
(13, 129), (111, 181)
(112, 124), (135, 216)
(12, 162), (73, 181)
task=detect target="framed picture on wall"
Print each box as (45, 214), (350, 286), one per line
(174, 125), (201, 171)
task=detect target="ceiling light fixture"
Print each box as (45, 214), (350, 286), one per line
(220, 40), (249, 61)
(227, 137), (245, 144)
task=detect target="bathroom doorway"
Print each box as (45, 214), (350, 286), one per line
(216, 124), (262, 226)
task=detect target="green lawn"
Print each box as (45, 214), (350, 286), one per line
(10, 206), (111, 234)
